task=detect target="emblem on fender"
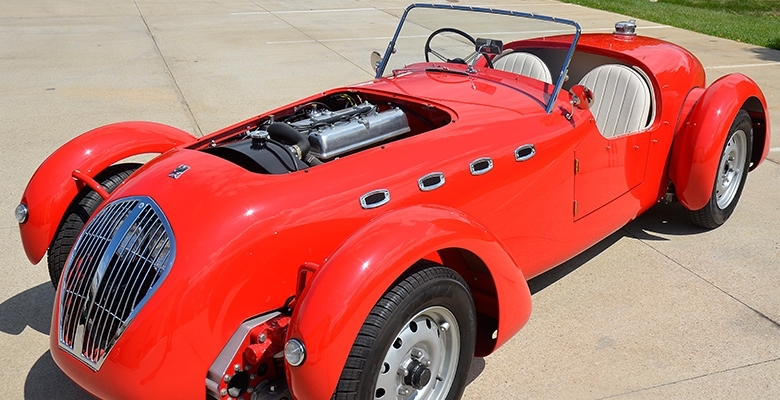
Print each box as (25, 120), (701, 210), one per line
(168, 164), (190, 179)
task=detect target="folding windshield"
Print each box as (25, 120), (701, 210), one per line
(375, 3), (581, 114)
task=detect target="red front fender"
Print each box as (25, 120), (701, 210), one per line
(18, 121), (195, 264)
(669, 73), (770, 210)
(286, 205), (531, 399)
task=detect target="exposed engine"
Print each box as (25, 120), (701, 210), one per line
(203, 93), (412, 174)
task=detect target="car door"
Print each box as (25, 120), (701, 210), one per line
(573, 128), (651, 219)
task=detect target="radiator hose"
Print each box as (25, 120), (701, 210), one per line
(267, 122), (310, 159)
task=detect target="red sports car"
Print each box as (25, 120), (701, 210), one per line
(14, 3), (770, 400)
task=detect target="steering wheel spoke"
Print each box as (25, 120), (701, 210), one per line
(425, 27), (476, 64)
(428, 48), (449, 62)
(424, 28), (494, 69)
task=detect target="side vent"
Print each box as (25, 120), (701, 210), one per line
(418, 172), (445, 191)
(360, 189), (391, 209)
(514, 144), (536, 161)
(469, 157), (494, 175)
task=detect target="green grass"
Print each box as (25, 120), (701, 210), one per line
(559, 0), (780, 50)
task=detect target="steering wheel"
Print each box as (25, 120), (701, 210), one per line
(424, 27), (494, 68)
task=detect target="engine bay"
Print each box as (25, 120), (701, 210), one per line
(198, 91), (452, 174)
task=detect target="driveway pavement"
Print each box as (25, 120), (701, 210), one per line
(1, 1), (778, 399)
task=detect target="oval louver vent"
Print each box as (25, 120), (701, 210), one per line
(514, 144), (536, 161)
(418, 172), (445, 191)
(360, 189), (390, 209)
(58, 196), (175, 370)
(469, 157), (494, 175)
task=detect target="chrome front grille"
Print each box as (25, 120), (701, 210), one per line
(58, 196), (174, 370)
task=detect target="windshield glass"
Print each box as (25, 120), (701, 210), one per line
(376, 4), (580, 113)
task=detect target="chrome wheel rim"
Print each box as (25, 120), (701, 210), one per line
(716, 129), (747, 209)
(374, 306), (460, 400)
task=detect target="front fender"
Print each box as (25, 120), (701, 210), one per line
(286, 205), (530, 400)
(18, 121), (195, 264)
(669, 73), (770, 210)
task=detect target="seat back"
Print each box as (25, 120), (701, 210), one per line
(579, 64), (651, 138)
(492, 51), (552, 83)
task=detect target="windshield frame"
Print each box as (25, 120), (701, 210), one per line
(375, 3), (581, 114)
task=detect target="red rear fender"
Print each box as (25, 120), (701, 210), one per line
(286, 205), (531, 399)
(669, 74), (770, 210)
(18, 121), (195, 264)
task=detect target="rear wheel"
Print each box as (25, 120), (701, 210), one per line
(684, 110), (752, 229)
(335, 263), (476, 400)
(46, 163), (141, 287)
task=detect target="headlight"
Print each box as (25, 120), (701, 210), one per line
(284, 338), (306, 367)
(15, 203), (28, 224)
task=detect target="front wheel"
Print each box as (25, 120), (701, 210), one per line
(684, 110), (753, 229)
(335, 263), (476, 400)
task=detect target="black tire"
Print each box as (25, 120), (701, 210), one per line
(684, 110), (753, 229)
(46, 163), (141, 287)
(335, 262), (476, 400)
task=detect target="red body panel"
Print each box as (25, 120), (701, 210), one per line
(19, 121), (194, 263)
(669, 74), (771, 210)
(25, 30), (769, 400)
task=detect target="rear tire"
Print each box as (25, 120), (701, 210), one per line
(335, 262), (476, 400)
(684, 110), (752, 229)
(46, 163), (141, 287)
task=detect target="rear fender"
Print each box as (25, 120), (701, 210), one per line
(669, 73), (770, 210)
(286, 205), (531, 400)
(18, 121), (195, 264)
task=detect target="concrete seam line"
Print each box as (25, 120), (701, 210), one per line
(596, 356), (780, 399)
(132, 0), (203, 137)
(623, 228), (780, 330)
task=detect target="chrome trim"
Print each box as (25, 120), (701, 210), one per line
(206, 312), (281, 399)
(375, 3), (581, 114)
(418, 172), (446, 191)
(469, 157), (493, 175)
(514, 144), (536, 162)
(360, 189), (391, 209)
(58, 196), (175, 370)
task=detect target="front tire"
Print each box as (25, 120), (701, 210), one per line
(684, 110), (753, 229)
(46, 163), (141, 287)
(335, 263), (476, 400)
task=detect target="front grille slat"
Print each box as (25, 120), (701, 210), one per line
(86, 207), (155, 353)
(115, 224), (168, 324)
(89, 207), (161, 355)
(61, 203), (119, 346)
(58, 196), (175, 370)
(61, 200), (138, 347)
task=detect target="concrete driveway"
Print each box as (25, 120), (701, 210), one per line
(1, 1), (778, 399)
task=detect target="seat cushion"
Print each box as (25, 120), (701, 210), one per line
(492, 51), (552, 83)
(579, 64), (652, 138)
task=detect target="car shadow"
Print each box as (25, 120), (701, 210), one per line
(751, 42), (780, 57)
(528, 201), (707, 294)
(0, 282), (54, 335)
(464, 202), (707, 388)
(25, 351), (94, 400)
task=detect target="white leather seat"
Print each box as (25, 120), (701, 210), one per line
(492, 51), (552, 83)
(579, 64), (651, 138)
